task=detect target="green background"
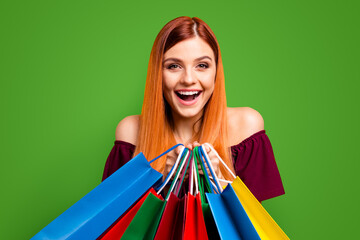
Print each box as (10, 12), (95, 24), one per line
(1, 0), (359, 239)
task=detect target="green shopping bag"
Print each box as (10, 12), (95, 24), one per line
(121, 191), (165, 239)
(122, 147), (190, 240)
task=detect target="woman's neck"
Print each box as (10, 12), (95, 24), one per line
(172, 111), (203, 144)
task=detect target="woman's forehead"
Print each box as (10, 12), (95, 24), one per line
(164, 37), (215, 62)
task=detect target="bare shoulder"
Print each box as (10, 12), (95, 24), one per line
(115, 115), (140, 145)
(227, 107), (265, 145)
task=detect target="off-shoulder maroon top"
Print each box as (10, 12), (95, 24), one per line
(102, 130), (285, 202)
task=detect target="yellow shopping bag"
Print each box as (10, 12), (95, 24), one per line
(231, 176), (289, 240)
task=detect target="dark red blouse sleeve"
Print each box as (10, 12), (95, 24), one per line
(231, 130), (285, 202)
(101, 140), (136, 181)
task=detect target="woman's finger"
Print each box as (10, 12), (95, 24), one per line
(186, 143), (193, 150)
(204, 143), (211, 153)
(197, 162), (209, 176)
(198, 168), (204, 175)
(175, 145), (182, 155)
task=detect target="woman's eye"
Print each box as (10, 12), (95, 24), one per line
(167, 64), (180, 69)
(198, 63), (209, 68)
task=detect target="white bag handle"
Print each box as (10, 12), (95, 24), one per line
(193, 159), (199, 195)
(157, 146), (187, 195)
(189, 154), (194, 195)
(203, 143), (236, 179)
(201, 145), (222, 193)
(165, 148), (190, 200)
(208, 176), (232, 184)
(201, 143), (236, 192)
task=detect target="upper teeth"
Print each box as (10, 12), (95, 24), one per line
(177, 91), (199, 95)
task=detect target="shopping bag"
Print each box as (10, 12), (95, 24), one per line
(200, 184), (220, 240)
(194, 147), (220, 240)
(122, 146), (189, 240)
(197, 145), (260, 240)
(174, 194), (187, 240)
(231, 177), (289, 240)
(121, 190), (165, 240)
(170, 151), (209, 240)
(200, 143), (289, 240)
(98, 188), (157, 240)
(183, 193), (209, 240)
(206, 184), (261, 240)
(154, 148), (192, 240)
(31, 144), (182, 240)
(155, 147), (209, 240)
(154, 192), (186, 240)
(100, 144), (187, 240)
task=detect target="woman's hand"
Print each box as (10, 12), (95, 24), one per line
(191, 142), (224, 181)
(163, 144), (192, 181)
(163, 142), (225, 187)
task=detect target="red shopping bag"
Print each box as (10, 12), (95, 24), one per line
(161, 148), (208, 240)
(183, 151), (209, 240)
(154, 151), (191, 240)
(183, 193), (209, 240)
(154, 192), (186, 240)
(155, 193), (208, 240)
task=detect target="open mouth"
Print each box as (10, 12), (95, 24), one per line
(175, 90), (202, 101)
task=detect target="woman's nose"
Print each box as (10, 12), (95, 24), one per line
(181, 69), (197, 85)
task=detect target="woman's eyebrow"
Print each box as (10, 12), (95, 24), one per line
(163, 56), (212, 63)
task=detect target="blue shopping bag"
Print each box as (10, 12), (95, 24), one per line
(31, 144), (182, 240)
(206, 184), (261, 240)
(197, 145), (260, 240)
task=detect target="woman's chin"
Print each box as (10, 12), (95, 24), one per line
(173, 107), (203, 120)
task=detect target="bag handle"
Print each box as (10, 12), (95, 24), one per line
(200, 143), (237, 192)
(156, 146), (187, 194)
(149, 143), (184, 164)
(194, 147), (208, 192)
(174, 150), (191, 196)
(191, 155), (199, 196)
(197, 146), (219, 194)
(202, 143), (236, 179)
(165, 149), (192, 201)
(199, 145), (223, 193)
(193, 147), (207, 202)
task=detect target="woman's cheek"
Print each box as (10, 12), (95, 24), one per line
(198, 72), (215, 90)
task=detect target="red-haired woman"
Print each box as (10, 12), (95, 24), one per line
(102, 16), (285, 202)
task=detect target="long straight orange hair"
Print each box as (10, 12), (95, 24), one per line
(134, 16), (235, 180)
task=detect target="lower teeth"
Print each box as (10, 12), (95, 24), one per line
(177, 92), (200, 101)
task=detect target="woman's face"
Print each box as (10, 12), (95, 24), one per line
(162, 37), (216, 120)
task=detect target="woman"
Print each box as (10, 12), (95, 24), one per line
(102, 16), (285, 202)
